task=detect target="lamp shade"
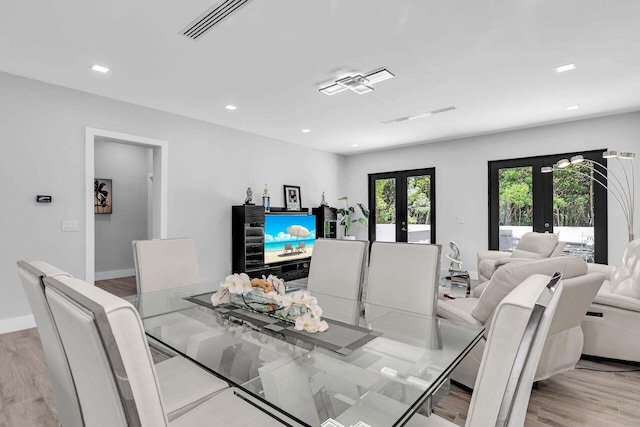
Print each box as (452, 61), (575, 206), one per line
(570, 155), (584, 164)
(556, 159), (571, 168)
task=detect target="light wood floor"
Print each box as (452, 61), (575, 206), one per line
(95, 275), (137, 297)
(1, 276), (638, 426)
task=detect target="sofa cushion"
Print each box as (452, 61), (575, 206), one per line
(609, 239), (640, 299)
(478, 259), (499, 284)
(437, 298), (483, 327)
(472, 256), (587, 324)
(511, 232), (559, 259)
(594, 285), (640, 313)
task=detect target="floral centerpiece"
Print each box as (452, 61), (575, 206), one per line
(210, 273), (328, 333)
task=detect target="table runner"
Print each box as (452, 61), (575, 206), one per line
(186, 292), (381, 355)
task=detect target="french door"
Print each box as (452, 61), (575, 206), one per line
(368, 168), (436, 243)
(488, 150), (607, 263)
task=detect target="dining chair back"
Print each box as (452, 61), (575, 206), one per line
(133, 238), (200, 294)
(16, 261), (84, 427)
(408, 273), (563, 427)
(307, 238), (368, 300)
(468, 273), (563, 426)
(367, 242), (441, 316)
(43, 275), (286, 427)
(45, 275), (169, 426)
(307, 238), (368, 323)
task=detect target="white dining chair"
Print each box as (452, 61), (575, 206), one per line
(406, 273), (564, 427)
(306, 238), (368, 323)
(367, 242), (442, 316)
(18, 260), (229, 423)
(17, 261), (83, 427)
(307, 238), (368, 299)
(133, 238), (201, 294)
(43, 274), (286, 427)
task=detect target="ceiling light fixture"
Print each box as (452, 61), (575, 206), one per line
(301, 129), (311, 133)
(319, 68), (394, 96)
(224, 105), (237, 110)
(566, 105), (580, 110)
(90, 64), (110, 73)
(351, 144), (359, 147)
(555, 63), (576, 73)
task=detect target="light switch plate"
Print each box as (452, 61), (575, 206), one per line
(62, 220), (79, 231)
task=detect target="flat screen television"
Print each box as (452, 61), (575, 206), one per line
(264, 214), (316, 265)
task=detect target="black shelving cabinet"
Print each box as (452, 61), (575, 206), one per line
(232, 205), (265, 274)
(231, 205), (310, 280)
(312, 206), (337, 239)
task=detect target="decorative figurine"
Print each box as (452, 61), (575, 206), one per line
(320, 191), (328, 206)
(446, 241), (463, 272)
(244, 187), (254, 205)
(262, 184), (271, 212)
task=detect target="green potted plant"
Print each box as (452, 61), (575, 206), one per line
(337, 196), (370, 239)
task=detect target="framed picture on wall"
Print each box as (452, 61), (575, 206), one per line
(94, 178), (113, 214)
(284, 185), (301, 210)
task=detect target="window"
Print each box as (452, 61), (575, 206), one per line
(488, 150), (608, 263)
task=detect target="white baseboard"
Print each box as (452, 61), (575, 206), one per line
(94, 268), (136, 281)
(0, 315), (36, 334)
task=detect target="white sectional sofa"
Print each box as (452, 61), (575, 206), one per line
(582, 239), (640, 362)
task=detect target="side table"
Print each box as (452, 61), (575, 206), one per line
(439, 270), (478, 300)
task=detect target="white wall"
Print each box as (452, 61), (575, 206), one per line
(344, 112), (640, 276)
(94, 140), (150, 277)
(0, 71), (344, 329)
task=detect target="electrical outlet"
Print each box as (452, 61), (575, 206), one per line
(62, 220), (79, 231)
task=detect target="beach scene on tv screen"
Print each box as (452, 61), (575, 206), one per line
(264, 215), (316, 264)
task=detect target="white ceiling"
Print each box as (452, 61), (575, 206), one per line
(1, 0), (639, 155)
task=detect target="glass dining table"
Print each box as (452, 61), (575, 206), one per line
(126, 282), (483, 427)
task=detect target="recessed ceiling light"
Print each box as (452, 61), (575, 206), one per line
(90, 64), (110, 73)
(566, 105), (580, 110)
(351, 144), (359, 147)
(301, 129), (311, 133)
(224, 105), (237, 110)
(555, 63), (576, 73)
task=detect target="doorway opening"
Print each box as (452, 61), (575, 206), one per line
(85, 128), (168, 283)
(368, 168), (436, 243)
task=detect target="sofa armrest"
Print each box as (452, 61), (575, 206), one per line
(477, 250), (512, 262)
(494, 257), (537, 268)
(594, 292), (640, 313)
(587, 263), (614, 279)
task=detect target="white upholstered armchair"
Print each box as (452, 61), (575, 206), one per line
(438, 256), (604, 389)
(476, 231), (566, 284)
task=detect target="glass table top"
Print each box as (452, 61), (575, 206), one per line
(126, 282), (483, 427)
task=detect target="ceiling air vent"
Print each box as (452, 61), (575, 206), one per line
(382, 106), (457, 124)
(181, 0), (254, 40)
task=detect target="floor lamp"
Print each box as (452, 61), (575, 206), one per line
(541, 150), (635, 242)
